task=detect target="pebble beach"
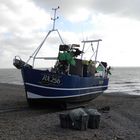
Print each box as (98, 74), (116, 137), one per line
(0, 83), (140, 140)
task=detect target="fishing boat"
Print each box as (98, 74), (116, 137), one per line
(13, 7), (110, 107)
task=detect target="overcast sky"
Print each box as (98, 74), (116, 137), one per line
(1, 0), (140, 68)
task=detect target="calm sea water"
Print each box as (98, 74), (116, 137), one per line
(0, 68), (140, 95)
(108, 67), (140, 95)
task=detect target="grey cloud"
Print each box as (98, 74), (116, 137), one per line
(92, 0), (140, 19)
(0, 0), (51, 68)
(33, 0), (140, 20)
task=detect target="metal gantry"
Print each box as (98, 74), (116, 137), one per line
(26, 6), (64, 67)
(81, 39), (102, 62)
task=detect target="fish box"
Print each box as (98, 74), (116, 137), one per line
(71, 114), (88, 130)
(59, 113), (72, 128)
(69, 108), (89, 130)
(85, 109), (101, 129)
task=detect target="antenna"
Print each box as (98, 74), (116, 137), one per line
(51, 6), (59, 30)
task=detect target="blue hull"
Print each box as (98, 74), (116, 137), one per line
(21, 67), (109, 103)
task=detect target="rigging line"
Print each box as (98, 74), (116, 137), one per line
(26, 31), (51, 64)
(84, 44), (90, 53)
(81, 23), (85, 42)
(90, 43), (95, 59)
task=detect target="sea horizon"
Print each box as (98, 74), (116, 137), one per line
(0, 67), (140, 96)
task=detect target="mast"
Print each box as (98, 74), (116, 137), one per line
(50, 6), (64, 44)
(51, 6), (59, 30)
(26, 6), (64, 67)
